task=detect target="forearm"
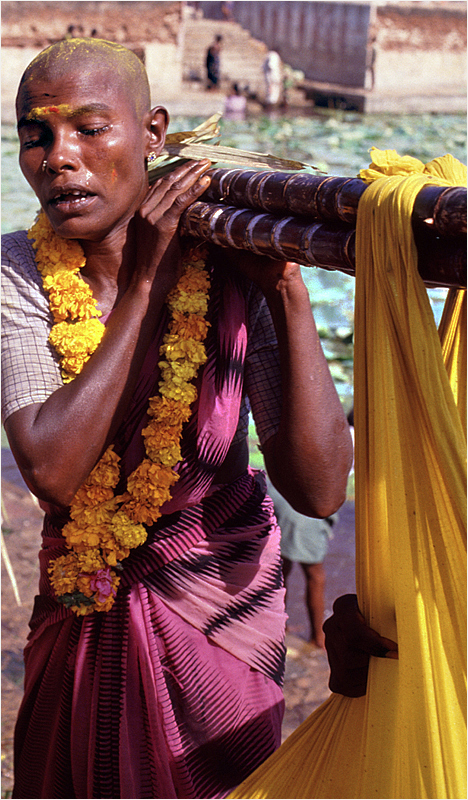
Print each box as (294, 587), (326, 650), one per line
(5, 283), (163, 505)
(262, 272), (353, 517)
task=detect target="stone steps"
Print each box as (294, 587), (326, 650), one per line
(182, 16), (268, 97)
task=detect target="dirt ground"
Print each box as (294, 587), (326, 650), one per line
(1, 478), (43, 797)
(1, 472), (333, 798)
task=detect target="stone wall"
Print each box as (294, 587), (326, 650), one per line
(217, 1), (371, 88)
(199, 1), (466, 112)
(1, 1), (185, 115)
(373, 2), (466, 93)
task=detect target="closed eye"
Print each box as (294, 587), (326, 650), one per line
(80, 126), (110, 137)
(21, 131), (49, 149)
(22, 138), (42, 149)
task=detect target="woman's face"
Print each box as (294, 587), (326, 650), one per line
(17, 64), (166, 242)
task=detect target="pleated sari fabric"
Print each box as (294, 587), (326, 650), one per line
(12, 260), (286, 799)
(229, 152), (467, 799)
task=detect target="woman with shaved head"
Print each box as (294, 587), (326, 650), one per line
(2, 38), (353, 798)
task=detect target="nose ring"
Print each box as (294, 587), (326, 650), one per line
(41, 160), (47, 172)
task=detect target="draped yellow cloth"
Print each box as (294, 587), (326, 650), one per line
(229, 151), (467, 799)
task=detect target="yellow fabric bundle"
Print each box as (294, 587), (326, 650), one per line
(229, 151), (466, 799)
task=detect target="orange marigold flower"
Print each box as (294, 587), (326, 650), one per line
(128, 460), (178, 491)
(44, 272), (99, 321)
(168, 291), (208, 316)
(85, 446), (121, 488)
(75, 573), (95, 598)
(110, 511), (147, 549)
(122, 499), (163, 526)
(169, 311), (209, 341)
(48, 553), (80, 594)
(167, 265), (210, 298)
(160, 337), (207, 366)
(145, 441), (182, 467)
(146, 396), (191, 424)
(76, 549), (105, 574)
(159, 363), (199, 389)
(142, 420), (183, 446)
(69, 498), (118, 526)
(159, 379), (198, 405)
(71, 484), (115, 509)
(101, 542), (129, 566)
(62, 520), (107, 552)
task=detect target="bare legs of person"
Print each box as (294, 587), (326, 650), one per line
(282, 557), (326, 649)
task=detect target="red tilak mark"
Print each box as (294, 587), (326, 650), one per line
(111, 168), (117, 182)
(48, 106), (60, 113)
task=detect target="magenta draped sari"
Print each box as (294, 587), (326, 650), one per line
(13, 259), (286, 799)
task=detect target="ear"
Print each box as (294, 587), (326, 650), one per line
(145, 106), (169, 157)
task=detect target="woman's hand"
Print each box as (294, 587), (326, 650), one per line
(323, 594), (398, 697)
(219, 248), (303, 300)
(132, 159), (211, 297)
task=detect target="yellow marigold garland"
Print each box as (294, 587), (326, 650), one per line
(28, 211), (210, 615)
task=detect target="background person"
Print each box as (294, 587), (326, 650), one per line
(267, 477), (336, 650)
(223, 82), (247, 120)
(206, 34), (223, 90)
(263, 50), (283, 107)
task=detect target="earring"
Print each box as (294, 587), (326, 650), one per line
(147, 152), (159, 166)
(41, 160), (47, 172)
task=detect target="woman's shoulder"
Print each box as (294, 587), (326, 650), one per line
(2, 229), (47, 310)
(2, 229), (33, 254)
(2, 230), (42, 288)
(3, 229), (35, 260)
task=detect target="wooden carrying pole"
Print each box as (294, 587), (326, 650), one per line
(180, 168), (467, 289)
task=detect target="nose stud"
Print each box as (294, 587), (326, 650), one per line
(42, 160), (47, 172)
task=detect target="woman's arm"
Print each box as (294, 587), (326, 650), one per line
(4, 161), (211, 506)
(227, 254), (353, 518)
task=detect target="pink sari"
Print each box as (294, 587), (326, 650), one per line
(13, 259), (286, 799)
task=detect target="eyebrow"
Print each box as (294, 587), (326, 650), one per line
(18, 102), (113, 129)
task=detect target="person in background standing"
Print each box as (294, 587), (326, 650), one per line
(263, 50), (283, 107)
(206, 34), (223, 90)
(267, 477), (336, 650)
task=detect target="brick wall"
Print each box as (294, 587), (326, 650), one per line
(1, 1), (182, 47)
(1, 1), (186, 109)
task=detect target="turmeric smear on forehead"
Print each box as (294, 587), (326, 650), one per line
(26, 103), (73, 120)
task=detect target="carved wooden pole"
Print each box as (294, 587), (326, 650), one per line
(203, 168), (467, 236)
(179, 168), (466, 289)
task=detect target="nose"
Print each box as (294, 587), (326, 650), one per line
(43, 128), (80, 174)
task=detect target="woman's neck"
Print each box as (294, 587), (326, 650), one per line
(79, 223), (136, 314)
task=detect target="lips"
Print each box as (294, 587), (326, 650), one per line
(48, 186), (97, 210)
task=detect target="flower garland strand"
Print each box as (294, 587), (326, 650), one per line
(29, 212), (210, 614)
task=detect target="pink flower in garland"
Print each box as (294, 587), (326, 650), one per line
(89, 568), (117, 604)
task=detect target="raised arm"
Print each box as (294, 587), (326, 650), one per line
(4, 161), (211, 506)
(227, 253), (353, 518)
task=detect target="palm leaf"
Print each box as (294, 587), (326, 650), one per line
(164, 113), (222, 145)
(148, 113), (321, 183)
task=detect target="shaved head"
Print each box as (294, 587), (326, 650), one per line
(17, 38), (151, 121)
